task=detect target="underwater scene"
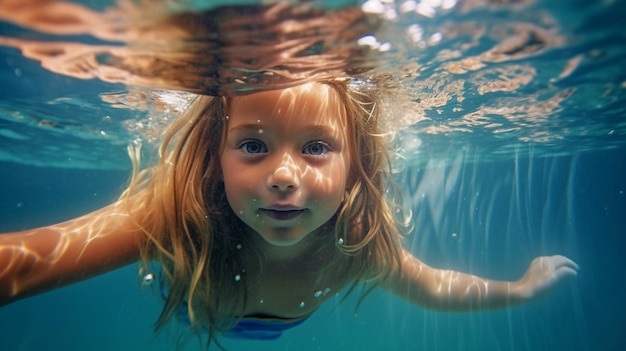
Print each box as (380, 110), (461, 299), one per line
(0, 0), (625, 350)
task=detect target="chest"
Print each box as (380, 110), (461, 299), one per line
(239, 248), (357, 318)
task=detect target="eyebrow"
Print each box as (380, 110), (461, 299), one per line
(227, 123), (266, 132)
(227, 123), (338, 136)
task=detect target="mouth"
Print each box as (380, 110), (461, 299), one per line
(260, 208), (305, 221)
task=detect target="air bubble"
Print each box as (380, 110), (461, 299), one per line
(234, 274), (241, 282)
(142, 273), (155, 287)
(299, 301), (305, 308)
(314, 290), (323, 298)
(337, 238), (344, 245)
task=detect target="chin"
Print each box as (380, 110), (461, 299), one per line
(263, 235), (306, 247)
(256, 229), (311, 247)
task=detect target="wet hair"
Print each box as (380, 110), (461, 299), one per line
(120, 79), (407, 345)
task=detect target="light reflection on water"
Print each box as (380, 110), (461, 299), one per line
(0, 0), (624, 168)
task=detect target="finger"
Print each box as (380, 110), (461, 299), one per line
(555, 266), (578, 278)
(550, 255), (579, 271)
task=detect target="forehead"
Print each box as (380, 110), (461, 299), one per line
(227, 83), (348, 130)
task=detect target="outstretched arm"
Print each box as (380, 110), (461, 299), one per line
(0, 203), (144, 306)
(381, 249), (578, 311)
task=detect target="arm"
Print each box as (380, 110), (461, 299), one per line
(0, 203), (144, 306)
(381, 249), (578, 311)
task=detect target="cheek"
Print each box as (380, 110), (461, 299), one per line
(222, 183), (253, 222)
(223, 176), (249, 203)
(221, 168), (248, 211)
(312, 160), (350, 202)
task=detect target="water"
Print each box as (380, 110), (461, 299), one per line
(1, 0), (625, 350)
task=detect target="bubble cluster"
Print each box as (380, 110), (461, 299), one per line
(314, 288), (332, 298)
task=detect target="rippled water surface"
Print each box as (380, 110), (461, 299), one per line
(1, 0), (624, 168)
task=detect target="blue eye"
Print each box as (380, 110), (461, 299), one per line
(303, 141), (330, 156)
(240, 140), (267, 154)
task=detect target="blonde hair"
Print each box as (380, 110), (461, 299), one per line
(121, 79), (407, 344)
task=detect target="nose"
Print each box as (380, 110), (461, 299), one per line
(268, 153), (300, 192)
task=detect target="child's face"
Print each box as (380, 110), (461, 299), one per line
(221, 83), (351, 247)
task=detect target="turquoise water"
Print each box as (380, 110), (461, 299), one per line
(1, 0), (625, 350)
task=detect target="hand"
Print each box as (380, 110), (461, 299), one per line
(515, 255), (579, 300)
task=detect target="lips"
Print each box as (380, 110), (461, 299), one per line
(261, 208), (305, 220)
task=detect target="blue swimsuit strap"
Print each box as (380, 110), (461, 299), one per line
(224, 314), (310, 340)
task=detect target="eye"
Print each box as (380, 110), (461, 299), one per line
(239, 140), (267, 154)
(303, 141), (330, 156)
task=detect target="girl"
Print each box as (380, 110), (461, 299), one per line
(0, 79), (577, 344)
